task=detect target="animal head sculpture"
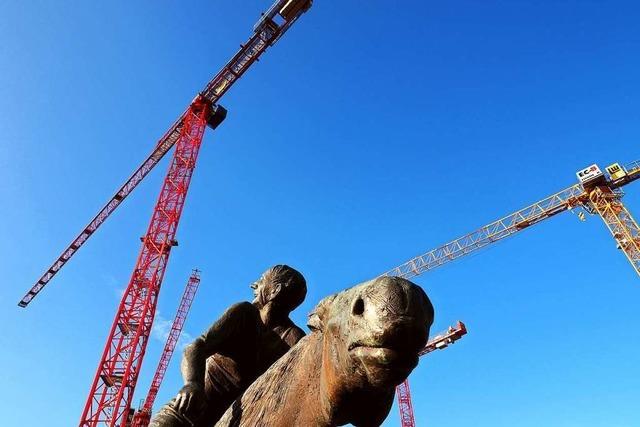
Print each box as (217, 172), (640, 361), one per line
(308, 276), (434, 393)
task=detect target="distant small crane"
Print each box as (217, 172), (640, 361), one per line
(130, 270), (201, 427)
(396, 322), (467, 427)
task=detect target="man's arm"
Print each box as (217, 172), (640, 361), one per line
(173, 301), (257, 414)
(281, 324), (306, 348)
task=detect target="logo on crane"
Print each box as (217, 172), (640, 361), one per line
(576, 164), (604, 186)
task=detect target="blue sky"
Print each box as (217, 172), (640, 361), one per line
(1, 1), (639, 426)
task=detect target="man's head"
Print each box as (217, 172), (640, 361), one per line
(251, 265), (307, 314)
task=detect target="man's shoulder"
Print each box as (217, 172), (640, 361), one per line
(220, 301), (260, 321)
(227, 301), (256, 312)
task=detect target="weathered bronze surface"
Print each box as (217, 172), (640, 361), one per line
(215, 276), (434, 427)
(149, 265), (307, 427)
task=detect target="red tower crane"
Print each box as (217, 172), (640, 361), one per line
(18, 0), (313, 309)
(15, 2), (312, 426)
(131, 270), (201, 427)
(396, 322), (467, 427)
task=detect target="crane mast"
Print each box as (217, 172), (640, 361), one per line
(383, 160), (640, 280)
(130, 270), (201, 427)
(71, 1), (313, 426)
(79, 99), (215, 427)
(589, 185), (640, 273)
(19, 0), (313, 308)
(397, 322), (467, 427)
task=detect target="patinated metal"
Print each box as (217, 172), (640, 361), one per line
(215, 276), (434, 427)
(149, 265), (307, 427)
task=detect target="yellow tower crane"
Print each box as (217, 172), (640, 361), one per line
(383, 159), (638, 427)
(383, 159), (640, 280)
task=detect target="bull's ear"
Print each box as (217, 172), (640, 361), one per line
(307, 294), (336, 332)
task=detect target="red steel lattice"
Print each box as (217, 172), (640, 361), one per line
(396, 379), (416, 427)
(79, 100), (210, 427)
(131, 269), (201, 427)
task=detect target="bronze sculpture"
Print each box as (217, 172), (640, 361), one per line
(149, 265), (307, 427)
(215, 276), (434, 427)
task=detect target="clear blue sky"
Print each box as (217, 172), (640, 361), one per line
(1, 1), (639, 426)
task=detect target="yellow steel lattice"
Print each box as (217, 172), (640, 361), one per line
(382, 184), (587, 279)
(590, 186), (640, 276)
(383, 160), (640, 280)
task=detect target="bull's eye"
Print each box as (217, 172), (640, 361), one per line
(352, 297), (365, 316)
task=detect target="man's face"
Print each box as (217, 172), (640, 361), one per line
(251, 273), (276, 306)
(250, 274), (263, 302)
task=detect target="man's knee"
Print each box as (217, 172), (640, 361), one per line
(149, 400), (196, 427)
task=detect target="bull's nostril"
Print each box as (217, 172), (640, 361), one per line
(352, 297), (365, 316)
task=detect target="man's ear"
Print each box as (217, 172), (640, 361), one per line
(267, 283), (282, 302)
(307, 294), (336, 332)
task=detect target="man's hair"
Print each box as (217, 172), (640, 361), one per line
(263, 264), (307, 313)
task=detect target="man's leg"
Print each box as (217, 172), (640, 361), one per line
(149, 397), (197, 427)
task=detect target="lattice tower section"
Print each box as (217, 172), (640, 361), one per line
(589, 186), (640, 276)
(396, 379), (416, 427)
(131, 270), (201, 427)
(79, 100), (209, 426)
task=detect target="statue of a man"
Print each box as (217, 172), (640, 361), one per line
(150, 265), (307, 427)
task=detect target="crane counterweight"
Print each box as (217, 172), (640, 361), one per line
(279, 0), (313, 21)
(206, 104), (228, 130)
